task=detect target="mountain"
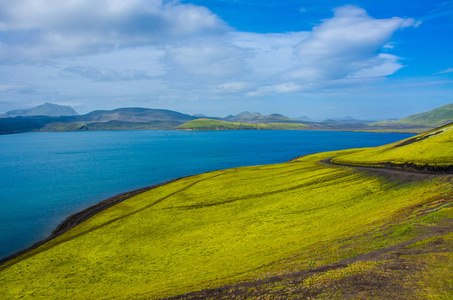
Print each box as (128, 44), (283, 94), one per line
(294, 116), (311, 122)
(224, 111), (296, 123)
(0, 107), (196, 134)
(6, 103), (79, 117)
(1, 123), (451, 298)
(192, 113), (209, 118)
(373, 103), (453, 127)
(323, 116), (375, 123)
(79, 107), (195, 123)
(0, 114), (7, 118)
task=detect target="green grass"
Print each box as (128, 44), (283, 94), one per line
(372, 103), (453, 127)
(176, 118), (309, 130)
(1, 125), (452, 299)
(332, 123), (453, 167)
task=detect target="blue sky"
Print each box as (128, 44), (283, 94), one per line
(0, 0), (452, 120)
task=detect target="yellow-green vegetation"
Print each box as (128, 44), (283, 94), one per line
(177, 118), (257, 130)
(371, 103), (453, 127)
(256, 122), (309, 130)
(332, 123), (453, 168)
(1, 126), (452, 299)
(176, 118), (309, 130)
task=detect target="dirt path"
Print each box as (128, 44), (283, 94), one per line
(321, 157), (450, 183)
(162, 159), (453, 299)
(322, 157), (453, 176)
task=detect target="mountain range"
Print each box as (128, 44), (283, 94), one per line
(0, 102), (452, 134)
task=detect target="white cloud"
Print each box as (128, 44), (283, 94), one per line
(435, 68), (453, 74)
(289, 5), (414, 83)
(0, 0), (227, 62)
(247, 82), (302, 97)
(0, 3), (419, 111)
(60, 66), (151, 81)
(0, 84), (39, 94)
(164, 39), (250, 79)
(218, 82), (253, 93)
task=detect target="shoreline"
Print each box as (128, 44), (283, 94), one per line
(0, 175), (194, 266)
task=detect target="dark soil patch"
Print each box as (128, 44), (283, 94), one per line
(322, 158), (453, 181)
(164, 220), (453, 300)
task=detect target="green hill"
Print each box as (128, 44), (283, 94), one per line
(177, 118), (309, 130)
(177, 118), (257, 130)
(1, 125), (452, 299)
(80, 107), (195, 123)
(0, 107), (196, 134)
(224, 111), (297, 123)
(332, 123), (453, 170)
(6, 103), (79, 117)
(373, 103), (453, 127)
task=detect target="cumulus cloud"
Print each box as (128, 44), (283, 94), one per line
(60, 66), (151, 81)
(0, 0), (227, 62)
(247, 82), (302, 97)
(218, 82), (253, 93)
(0, 2), (418, 108)
(288, 5), (414, 83)
(164, 39), (250, 79)
(0, 84), (39, 94)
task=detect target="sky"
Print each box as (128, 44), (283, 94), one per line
(0, 0), (452, 120)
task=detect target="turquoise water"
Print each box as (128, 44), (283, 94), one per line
(0, 130), (413, 259)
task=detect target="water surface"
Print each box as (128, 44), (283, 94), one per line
(0, 130), (413, 259)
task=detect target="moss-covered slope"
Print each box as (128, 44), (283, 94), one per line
(1, 126), (452, 299)
(332, 123), (453, 170)
(177, 118), (309, 130)
(373, 103), (453, 127)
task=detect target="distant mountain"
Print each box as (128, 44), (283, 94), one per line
(0, 107), (195, 134)
(192, 114), (209, 118)
(373, 103), (453, 127)
(79, 108), (196, 123)
(0, 114), (7, 118)
(295, 116), (311, 122)
(6, 103), (79, 117)
(323, 116), (375, 124)
(224, 111), (296, 123)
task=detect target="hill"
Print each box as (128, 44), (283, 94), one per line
(372, 103), (453, 127)
(332, 123), (453, 171)
(224, 111), (296, 123)
(1, 124), (451, 299)
(0, 107), (195, 134)
(79, 107), (195, 123)
(323, 116), (375, 123)
(176, 118), (310, 131)
(41, 120), (182, 132)
(6, 103), (79, 117)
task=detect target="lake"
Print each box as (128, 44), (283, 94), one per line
(0, 130), (413, 259)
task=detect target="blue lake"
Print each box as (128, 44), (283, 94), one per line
(0, 130), (413, 259)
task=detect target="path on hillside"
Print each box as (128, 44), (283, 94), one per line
(321, 157), (451, 182)
(2, 156), (450, 267)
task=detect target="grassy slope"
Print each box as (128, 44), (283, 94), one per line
(1, 128), (452, 299)
(332, 123), (453, 167)
(41, 120), (181, 131)
(177, 118), (309, 130)
(372, 103), (453, 127)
